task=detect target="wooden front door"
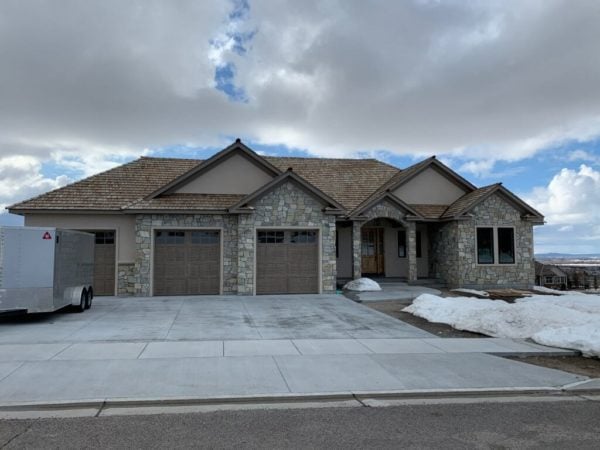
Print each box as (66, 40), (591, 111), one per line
(361, 228), (384, 275)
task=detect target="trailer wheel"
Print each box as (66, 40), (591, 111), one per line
(75, 290), (87, 313)
(85, 288), (92, 310)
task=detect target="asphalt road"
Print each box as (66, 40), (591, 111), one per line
(1, 399), (599, 449)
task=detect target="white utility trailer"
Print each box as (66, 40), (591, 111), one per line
(0, 227), (94, 315)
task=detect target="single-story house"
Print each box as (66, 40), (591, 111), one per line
(8, 139), (544, 296)
(534, 261), (568, 290)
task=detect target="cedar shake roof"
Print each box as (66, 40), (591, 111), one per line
(126, 193), (246, 211)
(8, 141), (543, 222)
(9, 154), (399, 213)
(9, 157), (201, 211)
(263, 156), (399, 211)
(409, 204), (449, 219)
(441, 184), (501, 219)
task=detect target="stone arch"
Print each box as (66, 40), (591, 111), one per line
(351, 198), (417, 281)
(360, 198), (411, 228)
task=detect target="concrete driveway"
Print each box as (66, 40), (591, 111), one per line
(0, 295), (589, 407)
(0, 294), (431, 344)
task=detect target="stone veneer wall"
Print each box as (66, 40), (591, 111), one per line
(352, 199), (417, 280)
(431, 193), (535, 289)
(133, 214), (238, 296)
(117, 263), (136, 296)
(237, 180), (337, 294)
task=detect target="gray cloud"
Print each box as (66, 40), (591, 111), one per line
(1, 0), (600, 211)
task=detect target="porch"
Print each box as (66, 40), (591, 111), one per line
(336, 218), (440, 285)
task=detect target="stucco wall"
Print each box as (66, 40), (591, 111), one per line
(431, 193), (535, 289)
(24, 214), (136, 263)
(384, 224), (429, 278)
(237, 180), (337, 295)
(393, 167), (467, 204)
(174, 153), (274, 194)
(133, 214), (239, 296)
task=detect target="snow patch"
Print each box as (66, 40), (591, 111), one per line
(403, 293), (600, 357)
(343, 278), (382, 292)
(451, 288), (489, 297)
(531, 286), (586, 296)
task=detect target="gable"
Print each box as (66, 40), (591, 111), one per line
(392, 166), (468, 205)
(173, 152), (275, 195)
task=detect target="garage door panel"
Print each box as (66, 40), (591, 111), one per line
(256, 230), (319, 295)
(153, 230), (221, 296)
(92, 231), (115, 296)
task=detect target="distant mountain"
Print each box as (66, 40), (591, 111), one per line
(536, 253), (600, 261)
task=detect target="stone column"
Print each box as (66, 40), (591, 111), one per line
(407, 222), (418, 282)
(237, 215), (254, 295)
(352, 221), (362, 279)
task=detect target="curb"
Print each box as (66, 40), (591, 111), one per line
(1, 382), (599, 415)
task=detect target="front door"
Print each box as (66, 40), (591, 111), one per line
(361, 228), (384, 275)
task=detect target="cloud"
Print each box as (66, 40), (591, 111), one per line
(526, 164), (600, 251)
(0, 155), (71, 211)
(568, 149), (600, 165)
(2, 0), (600, 212)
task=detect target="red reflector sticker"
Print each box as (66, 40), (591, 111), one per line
(42, 232), (52, 240)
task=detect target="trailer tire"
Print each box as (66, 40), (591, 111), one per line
(85, 289), (92, 309)
(75, 290), (86, 313)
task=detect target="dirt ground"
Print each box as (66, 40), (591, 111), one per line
(366, 300), (600, 378)
(506, 355), (600, 378)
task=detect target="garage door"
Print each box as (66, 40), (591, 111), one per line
(153, 230), (220, 295)
(92, 231), (116, 296)
(256, 230), (319, 294)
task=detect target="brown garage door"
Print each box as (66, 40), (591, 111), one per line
(256, 230), (319, 294)
(93, 231), (116, 296)
(153, 230), (220, 295)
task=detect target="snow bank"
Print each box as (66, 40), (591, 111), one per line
(451, 288), (489, 297)
(403, 294), (600, 357)
(531, 286), (586, 296)
(343, 278), (381, 292)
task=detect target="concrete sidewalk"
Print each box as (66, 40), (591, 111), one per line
(0, 338), (585, 406)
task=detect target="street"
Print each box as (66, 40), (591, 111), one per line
(1, 398), (599, 449)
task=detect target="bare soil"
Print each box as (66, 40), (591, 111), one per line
(506, 355), (600, 378)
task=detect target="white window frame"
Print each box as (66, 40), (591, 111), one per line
(475, 226), (517, 267)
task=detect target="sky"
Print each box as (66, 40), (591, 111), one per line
(1, 0), (600, 254)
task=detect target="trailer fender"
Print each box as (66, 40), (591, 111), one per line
(64, 286), (87, 306)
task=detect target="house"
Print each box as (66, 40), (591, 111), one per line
(8, 139), (544, 296)
(534, 261), (567, 290)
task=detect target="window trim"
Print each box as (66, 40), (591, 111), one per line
(475, 225), (517, 267)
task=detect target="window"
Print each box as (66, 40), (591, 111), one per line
(398, 230), (422, 258)
(476, 227), (516, 265)
(497, 227), (515, 264)
(476, 228), (494, 264)
(257, 231), (284, 244)
(545, 276), (554, 284)
(398, 230), (406, 257)
(95, 231), (115, 245)
(290, 231), (317, 244)
(155, 231), (185, 244)
(191, 231), (219, 245)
